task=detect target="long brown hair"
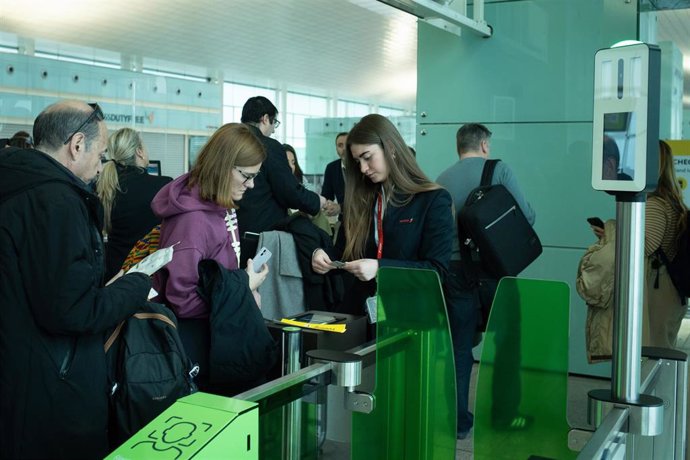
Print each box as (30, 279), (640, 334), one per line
(188, 123), (266, 209)
(342, 114), (439, 260)
(652, 140), (687, 235)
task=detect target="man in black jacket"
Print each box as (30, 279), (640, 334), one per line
(321, 131), (348, 219)
(0, 100), (152, 458)
(237, 96), (327, 261)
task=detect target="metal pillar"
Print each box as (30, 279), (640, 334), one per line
(282, 326), (302, 460)
(611, 199), (646, 402)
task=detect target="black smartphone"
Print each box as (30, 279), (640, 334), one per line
(291, 313), (342, 324)
(587, 217), (605, 229)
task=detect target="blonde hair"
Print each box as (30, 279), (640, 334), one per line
(188, 123), (266, 209)
(96, 128), (144, 234)
(342, 114), (440, 260)
(653, 140), (688, 235)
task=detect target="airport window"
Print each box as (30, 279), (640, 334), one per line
(222, 82), (277, 124)
(337, 100), (370, 117)
(379, 106), (407, 117)
(284, 92), (329, 167)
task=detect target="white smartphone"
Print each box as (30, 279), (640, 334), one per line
(252, 247), (272, 273)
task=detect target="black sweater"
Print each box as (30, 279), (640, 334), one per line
(104, 164), (171, 280)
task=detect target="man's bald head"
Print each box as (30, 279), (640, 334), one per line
(34, 100), (101, 154)
(33, 100), (107, 183)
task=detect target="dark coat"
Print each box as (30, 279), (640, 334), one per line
(237, 124), (321, 236)
(104, 164), (171, 280)
(332, 188), (454, 314)
(321, 159), (345, 207)
(0, 148), (151, 459)
(197, 260), (278, 392)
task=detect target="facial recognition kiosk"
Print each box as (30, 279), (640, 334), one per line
(592, 42), (660, 194)
(587, 41), (667, 444)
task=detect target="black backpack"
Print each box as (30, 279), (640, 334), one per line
(457, 159), (542, 279)
(655, 211), (690, 300)
(105, 302), (199, 444)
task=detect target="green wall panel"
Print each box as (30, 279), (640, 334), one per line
(417, 0), (637, 377)
(416, 122), (616, 249)
(416, 123), (614, 377)
(417, 0), (637, 125)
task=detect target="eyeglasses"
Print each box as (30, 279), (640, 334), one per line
(234, 167), (260, 184)
(63, 103), (104, 145)
(272, 119), (281, 129)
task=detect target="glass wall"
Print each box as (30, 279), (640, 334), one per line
(0, 33), (412, 180)
(284, 92), (329, 167)
(221, 82), (412, 184)
(222, 82), (278, 125)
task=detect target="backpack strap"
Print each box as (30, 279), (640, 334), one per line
(654, 246), (675, 290)
(480, 159), (500, 187)
(104, 321), (126, 353)
(456, 159), (503, 286)
(133, 312), (177, 329)
(103, 312), (177, 353)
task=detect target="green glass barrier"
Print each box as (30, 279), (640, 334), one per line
(474, 277), (574, 460)
(256, 393), (319, 460)
(244, 370), (322, 460)
(352, 267), (456, 460)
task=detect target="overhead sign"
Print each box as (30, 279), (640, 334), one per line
(667, 140), (690, 206)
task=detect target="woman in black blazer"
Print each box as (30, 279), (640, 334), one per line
(97, 128), (172, 281)
(312, 114), (454, 312)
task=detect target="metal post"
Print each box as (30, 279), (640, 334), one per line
(612, 199), (646, 402)
(283, 326), (301, 376)
(282, 326), (302, 460)
(675, 358), (687, 459)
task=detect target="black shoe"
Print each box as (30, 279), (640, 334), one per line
(457, 429), (471, 440)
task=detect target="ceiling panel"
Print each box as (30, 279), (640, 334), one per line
(0, 1), (688, 110)
(0, 0), (418, 108)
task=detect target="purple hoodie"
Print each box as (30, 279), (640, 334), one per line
(151, 173), (240, 318)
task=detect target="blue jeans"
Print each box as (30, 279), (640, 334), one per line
(445, 262), (480, 433)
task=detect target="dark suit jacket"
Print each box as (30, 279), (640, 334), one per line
(322, 159), (345, 206)
(331, 188), (454, 313)
(237, 125), (320, 236)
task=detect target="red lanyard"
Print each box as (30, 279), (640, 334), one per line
(376, 192), (384, 259)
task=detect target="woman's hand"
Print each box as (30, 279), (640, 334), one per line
(252, 290), (262, 309)
(324, 201), (340, 216)
(344, 258), (379, 281)
(246, 258), (269, 291)
(312, 248), (334, 274)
